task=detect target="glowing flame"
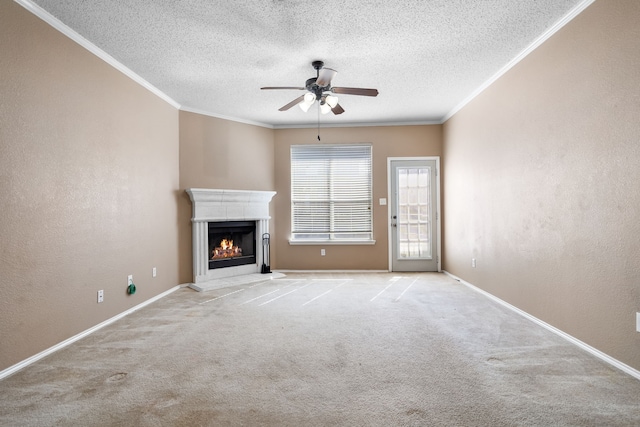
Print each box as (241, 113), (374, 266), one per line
(220, 239), (233, 250)
(212, 238), (242, 260)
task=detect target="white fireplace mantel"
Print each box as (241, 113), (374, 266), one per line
(187, 188), (276, 222)
(186, 188), (276, 290)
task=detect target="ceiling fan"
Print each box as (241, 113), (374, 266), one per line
(261, 60), (379, 115)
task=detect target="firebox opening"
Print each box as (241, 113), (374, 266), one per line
(208, 221), (256, 270)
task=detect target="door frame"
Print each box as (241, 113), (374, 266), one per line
(386, 156), (441, 272)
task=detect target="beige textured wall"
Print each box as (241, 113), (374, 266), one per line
(0, 2), (180, 371)
(274, 125), (441, 270)
(443, 0), (640, 370)
(178, 111), (276, 282)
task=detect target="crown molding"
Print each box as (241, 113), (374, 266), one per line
(15, 0), (593, 130)
(180, 107), (440, 129)
(441, 0), (596, 123)
(272, 119), (442, 129)
(179, 107), (274, 129)
(14, 0), (181, 110)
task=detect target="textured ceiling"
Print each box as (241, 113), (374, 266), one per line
(27, 0), (589, 128)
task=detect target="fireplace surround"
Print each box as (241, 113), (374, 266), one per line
(186, 188), (276, 290)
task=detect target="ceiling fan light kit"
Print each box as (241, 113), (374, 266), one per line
(261, 60), (379, 116)
(299, 92), (316, 112)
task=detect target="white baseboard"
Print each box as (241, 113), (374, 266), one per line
(443, 271), (640, 381)
(275, 269), (389, 274)
(0, 285), (181, 381)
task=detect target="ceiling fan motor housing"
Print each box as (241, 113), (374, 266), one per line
(306, 61), (332, 100)
(305, 77), (327, 100)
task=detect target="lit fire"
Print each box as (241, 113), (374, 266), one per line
(212, 239), (242, 260)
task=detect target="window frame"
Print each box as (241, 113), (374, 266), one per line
(289, 143), (375, 245)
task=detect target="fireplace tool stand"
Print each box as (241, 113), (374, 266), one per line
(261, 233), (271, 274)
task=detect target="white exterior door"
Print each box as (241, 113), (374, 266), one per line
(389, 158), (440, 272)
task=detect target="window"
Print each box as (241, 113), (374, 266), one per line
(290, 144), (373, 243)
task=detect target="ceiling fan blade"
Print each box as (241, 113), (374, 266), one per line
(278, 95), (306, 111)
(331, 87), (379, 97)
(261, 86), (305, 90)
(331, 103), (345, 115)
(316, 67), (337, 87)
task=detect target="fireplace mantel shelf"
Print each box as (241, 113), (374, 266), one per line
(186, 188), (276, 223)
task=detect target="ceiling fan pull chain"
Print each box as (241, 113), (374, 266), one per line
(317, 103), (321, 141)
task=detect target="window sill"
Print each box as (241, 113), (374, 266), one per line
(289, 239), (376, 246)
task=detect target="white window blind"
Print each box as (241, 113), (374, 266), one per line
(291, 144), (372, 242)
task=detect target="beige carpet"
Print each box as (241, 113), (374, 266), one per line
(1, 273), (639, 426)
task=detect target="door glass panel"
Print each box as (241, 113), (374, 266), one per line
(397, 167), (431, 259)
(399, 205), (408, 223)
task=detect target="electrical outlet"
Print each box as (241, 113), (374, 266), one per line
(152, 267), (157, 278)
(472, 258), (476, 268)
(128, 275), (133, 286)
(321, 249), (326, 256)
(97, 290), (104, 303)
